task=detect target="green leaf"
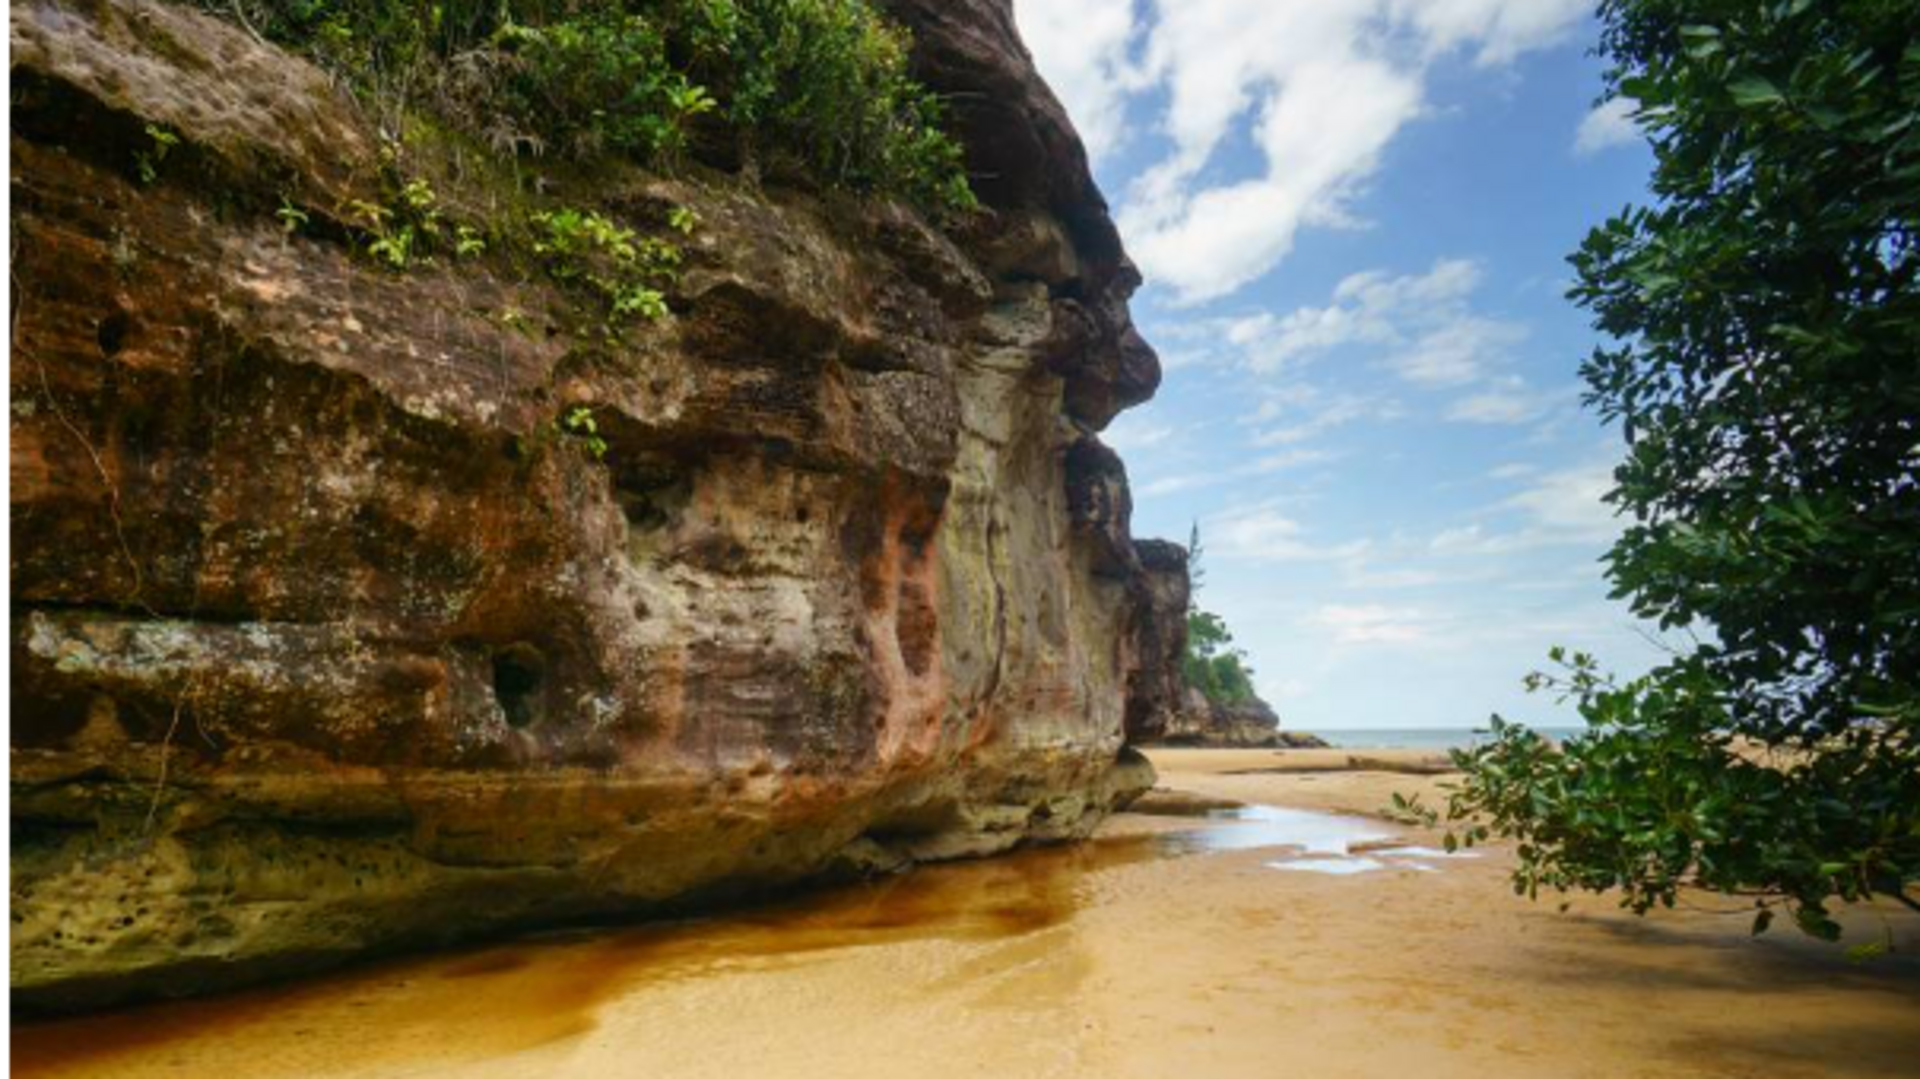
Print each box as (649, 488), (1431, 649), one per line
(1845, 941), (1889, 963)
(1727, 75), (1785, 107)
(1793, 907), (1843, 942)
(1680, 25), (1723, 60)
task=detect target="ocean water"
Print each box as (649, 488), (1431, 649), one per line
(1310, 727), (1584, 751)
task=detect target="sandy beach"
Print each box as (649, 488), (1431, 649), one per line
(15, 747), (1920, 1079)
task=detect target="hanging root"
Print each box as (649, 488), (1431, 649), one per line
(143, 687), (191, 833)
(11, 228), (155, 614)
(7, 228), (23, 351)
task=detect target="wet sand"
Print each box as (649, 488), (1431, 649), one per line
(15, 747), (1920, 1079)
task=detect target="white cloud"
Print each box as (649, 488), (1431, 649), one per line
(1102, 413), (1177, 453)
(1014, 0), (1143, 162)
(1337, 258), (1484, 308)
(1135, 473), (1219, 498)
(1240, 384), (1406, 459)
(1573, 97), (1639, 156)
(1342, 566), (1457, 589)
(1429, 460), (1624, 556)
(1123, 48), (1421, 302)
(1220, 259), (1551, 419)
(1389, 315), (1527, 386)
(1503, 460), (1620, 540)
(1156, 348), (1216, 372)
(1043, 0), (1593, 303)
(1427, 523), (1543, 558)
(1249, 394), (1383, 446)
(1389, 0), (1587, 65)
(1224, 259), (1495, 374)
(1313, 603), (1429, 644)
(1206, 504), (1369, 563)
(1219, 308), (1374, 375)
(1446, 379), (1552, 424)
(1212, 505), (1303, 546)
(1256, 675), (1312, 704)
(1218, 260), (1582, 430)
(1246, 447), (1336, 473)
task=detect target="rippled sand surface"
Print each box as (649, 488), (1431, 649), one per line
(16, 748), (1920, 1079)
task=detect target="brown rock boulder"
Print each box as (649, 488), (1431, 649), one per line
(1160, 689), (1330, 749)
(8, 0), (1179, 1010)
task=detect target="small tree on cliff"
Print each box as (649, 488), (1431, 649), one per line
(1418, 0), (1920, 942)
(1182, 524), (1259, 707)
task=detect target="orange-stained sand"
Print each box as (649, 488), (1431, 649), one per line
(14, 747), (1920, 1079)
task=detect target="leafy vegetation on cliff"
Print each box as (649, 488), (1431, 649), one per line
(211, 0), (975, 212)
(1416, 0), (1920, 942)
(1181, 526), (1259, 707)
(1183, 611), (1258, 707)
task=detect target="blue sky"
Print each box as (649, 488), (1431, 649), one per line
(1012, 0), (1670, 731)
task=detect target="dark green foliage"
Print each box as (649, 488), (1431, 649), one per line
(487, 12), (714, 161)
(694, 0), (975, 208)
(1183, 609), (1258, 708)
(1180, 525), (1259, 707)
(1434, 0), (1920, 936)
(212, 0), (975, 211)
(1415, 651), (1919, 941)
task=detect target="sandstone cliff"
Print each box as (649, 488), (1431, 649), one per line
(8, 0), (1184, 1009)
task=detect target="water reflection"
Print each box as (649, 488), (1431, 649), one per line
(10, 838), (1161, 1078)
(1268, 856), (1388, 875)
(12, 803), (1411, 1078)
(1164, 804), (1391, 856)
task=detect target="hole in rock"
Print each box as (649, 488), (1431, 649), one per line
(612, 457), (690, 534)
(97, 309), (131, 357)
(491, 645), (546, 729)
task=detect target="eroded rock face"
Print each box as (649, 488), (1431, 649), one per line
(9, 0), (1176, 1010)
(1124, 540), (1192, 743)
(1161, 690), (1329, 750)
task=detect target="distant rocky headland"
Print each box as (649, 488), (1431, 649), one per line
(1156, 691), (1329, 750)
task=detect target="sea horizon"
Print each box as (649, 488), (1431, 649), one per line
(1305, 727), (1585, 751)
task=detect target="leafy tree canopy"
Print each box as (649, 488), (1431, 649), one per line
(1184, 609), (1259, 708)
(1182, 525), (1260, 708)
(1421, 0), (1920, 943)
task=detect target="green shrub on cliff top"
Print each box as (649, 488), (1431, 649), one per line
(485, 11), (714, 161)
(1183, 609), (1259, 708)
(1181, 525), (1260, 708)
(211, 0), (975, 212)
(697, 0), (976, 209)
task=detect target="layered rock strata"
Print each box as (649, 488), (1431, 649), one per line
(8, 0), (1182, 1009)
